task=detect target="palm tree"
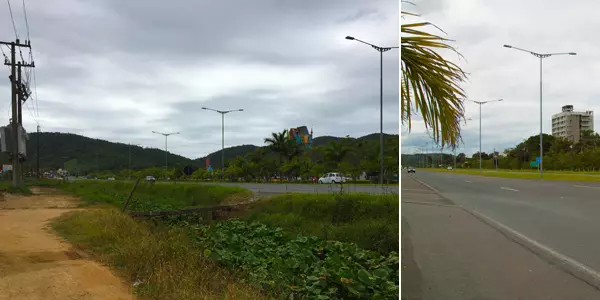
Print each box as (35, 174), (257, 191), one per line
(401, 9), (468, 147)
(264, 130), (288, 178)
(323, 140), (351, 169)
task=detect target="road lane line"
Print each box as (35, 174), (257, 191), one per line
(574, 185), (600, 189)
(468, 209), (600, 290)
(500, 187), (519, 192)
(464, 180), (472, 183)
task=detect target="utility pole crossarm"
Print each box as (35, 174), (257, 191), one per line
(0, 40), (31, 48)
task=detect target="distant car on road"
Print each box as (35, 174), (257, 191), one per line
(318, 172), (346, 184)
(107, 177), (115, 181)
(145, 176), (156, 183)
(447, 166), (453, 170)
(408, 167), (416, 173)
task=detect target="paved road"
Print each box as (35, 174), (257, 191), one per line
(200, 182), (398, 195)
(412, 171), (600, 276)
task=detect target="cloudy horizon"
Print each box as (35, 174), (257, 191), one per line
(402, 0), (595, 157)
(0, 0), (399, 159)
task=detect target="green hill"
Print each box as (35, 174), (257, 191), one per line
(21, 132), (197, 174)
(3, 131), (398, 174)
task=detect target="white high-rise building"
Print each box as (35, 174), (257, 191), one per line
(551, 105), (594, 143)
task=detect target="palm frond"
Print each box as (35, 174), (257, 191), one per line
(401, 11), (467, 147)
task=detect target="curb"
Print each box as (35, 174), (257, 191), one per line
(409, 175), (600, 292)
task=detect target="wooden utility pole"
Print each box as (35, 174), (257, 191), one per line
(36, 124), (40, 178)
(1, 39), (33, 187)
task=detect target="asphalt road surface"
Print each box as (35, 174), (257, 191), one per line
(412, 171), (600, 277)
(200, 182), (398, 195)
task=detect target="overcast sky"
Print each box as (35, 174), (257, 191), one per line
(402, 0), (595, 156)
(0, 0), (399, 159)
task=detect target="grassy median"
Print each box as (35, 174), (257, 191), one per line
(52, 209), (270, 300)
(423, 168), (600, 182)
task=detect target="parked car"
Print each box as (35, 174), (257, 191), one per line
(107, 177), (115, 181)
(408, 167), (416, 173)
(145, 176), (156, 183)
(447, 166), (453, 170)
(318, 172), (346, 184)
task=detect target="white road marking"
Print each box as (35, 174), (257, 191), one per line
(574, 185), (600, 189)
(464, 180), (472, 183)
(469, 209), (600, 287)
(500, 187), (519, 192)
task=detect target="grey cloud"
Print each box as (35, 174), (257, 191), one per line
(0, 0), (399, 158)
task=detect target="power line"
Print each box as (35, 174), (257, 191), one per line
(21, 0), (30, 41)
(6, 0), (19, 38)
(25, 100), (37, 124)
(30, 59), (38, 121)
(20, 0), (38, 123)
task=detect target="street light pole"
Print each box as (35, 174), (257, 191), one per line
(128, 143), (141, 180)
(345, 36), (398, 185)
(468, 99), (503, 174)
(201, 107), (244, 182)
(504, 44), (576, 179)
(152, 131), (180, 180)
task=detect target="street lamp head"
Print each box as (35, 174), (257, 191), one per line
(569, 52), (577, 55)
(238, 109), (244, 111)
(503, 44), (512, 48)
(201, 107), (207, 110)
(498, 99), (504, 102)
(345, 36), (355, 40)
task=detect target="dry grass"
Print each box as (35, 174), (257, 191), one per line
(51, 208), (272, 300)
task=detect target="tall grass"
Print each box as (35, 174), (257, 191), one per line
(51, 209), (270, 300)
(54, 180), (252, 210)
(244, 193), (399, 254)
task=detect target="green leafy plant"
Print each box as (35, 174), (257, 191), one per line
(193, 219), (399, 299)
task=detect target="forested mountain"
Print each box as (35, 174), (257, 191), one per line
(18, 132), (197, 174)
(7, 132), (398, 175)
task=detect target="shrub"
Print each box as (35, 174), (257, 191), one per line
(245, 193), (399, 253)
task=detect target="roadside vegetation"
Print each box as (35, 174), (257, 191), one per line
(49, 179), (399, 299)
(244, 193), (399, 254)
(194, 219), (399, 299)
(52, 209), (270, 300)
(51, 180), (252, 210)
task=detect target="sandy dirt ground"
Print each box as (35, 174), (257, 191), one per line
(0, 188), (135, 300)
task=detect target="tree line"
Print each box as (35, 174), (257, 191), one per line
(85, 130), (399, 182)
(402, 130), (600, 172)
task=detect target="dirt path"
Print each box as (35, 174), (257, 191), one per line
(0, 188), (135, 300)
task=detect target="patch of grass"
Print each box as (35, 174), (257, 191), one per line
(51, 209), (271, 300)
(6, 185), (33, 195)
(424, 168), (600, 181)
(244, 193), (399, 254)
(54, 180), (252, 211)
(0, 181), (33, 195)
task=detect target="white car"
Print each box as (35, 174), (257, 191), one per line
(318, 172), (346, 184)
(107, 177), (115, 181)
(145, 176), (156, 183)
